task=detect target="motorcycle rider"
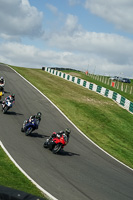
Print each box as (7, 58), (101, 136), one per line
(44, 128), (71, 151)
(0, 77), (5, 85)
(22, 112), (42, 132)
(27, 112), (42, 124)
(5, 94), (15, 102)
(52, 128), (71, 142)
(0, 77), (5, 93)
(2, 94), (15, 107)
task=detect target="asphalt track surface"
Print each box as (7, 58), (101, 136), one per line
(0, 63), (133, 200)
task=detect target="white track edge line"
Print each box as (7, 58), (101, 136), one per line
(0, 141), (58, 200)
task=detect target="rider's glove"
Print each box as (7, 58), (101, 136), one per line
(56, 134), (60, 138)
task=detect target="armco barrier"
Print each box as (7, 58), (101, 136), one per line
(45, 67), (133, 114)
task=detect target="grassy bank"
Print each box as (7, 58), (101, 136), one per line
(10, 66), (133, 169)
(0, 147), (47, 199)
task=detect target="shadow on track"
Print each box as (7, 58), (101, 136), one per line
(29, 132), (46, 138)
(5, 111), (23, 116)
(56, 150), (80, 157)
(3, 91), (10, 94)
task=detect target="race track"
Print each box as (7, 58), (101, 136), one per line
(0, 63), (133, 200)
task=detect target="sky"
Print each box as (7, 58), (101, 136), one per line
(0, 0), (133, 78)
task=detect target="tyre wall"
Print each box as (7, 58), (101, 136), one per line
(45, 67), (133, 114)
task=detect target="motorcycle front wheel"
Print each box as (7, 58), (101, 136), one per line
(21, 127), (24, 132)
(43, 141), (48, 148)
(25, 127), (33, 136)
(3, 106), (8, 114)
(52, 143), (62, 154)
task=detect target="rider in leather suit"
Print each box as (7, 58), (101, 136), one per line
(0, 77), (5, 93)
(52, 128), (71, 142)
(2, 94), (15, 107)
(22, 112), (42, 132)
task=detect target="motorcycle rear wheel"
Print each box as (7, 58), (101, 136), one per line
(52, 143), (62, 154)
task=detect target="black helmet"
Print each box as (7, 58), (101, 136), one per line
(36, 112), (42, 119)
(11, 94), (15, 99)
(65, 128), (71, 135)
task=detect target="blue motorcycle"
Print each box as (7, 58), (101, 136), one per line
(21, 118), (40, 136)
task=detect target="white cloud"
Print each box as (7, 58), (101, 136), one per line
(38, 12), (133, 77)
(0, 1), (133, 78)
(42, 14), (82, 41)
(64, 14), (82, 34)
(0, 42), (88, 70)
(46, 3), (59, 15)
(0, 33), (21, 42)
(46, 3), (63, 20)
(44, 15), (133, 63)
(68, 0), (81, 6)
(84, 0), (133, 34)
(0, 0), (44, 40)
(0, 40), (133, 78)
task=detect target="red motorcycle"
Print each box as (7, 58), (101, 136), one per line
(43, 132), (68, 154)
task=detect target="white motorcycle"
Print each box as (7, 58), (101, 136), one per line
(2, 100), (14, 114)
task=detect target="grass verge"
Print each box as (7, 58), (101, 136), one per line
(0, 147), (47, 199)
